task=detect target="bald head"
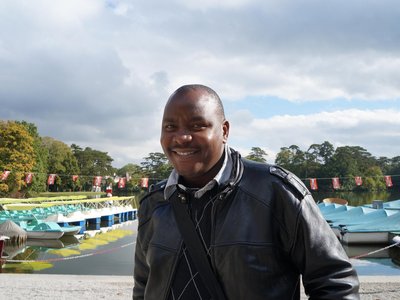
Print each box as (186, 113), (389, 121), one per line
(167, 84), (226, 121)
(161, 84), (230, 187)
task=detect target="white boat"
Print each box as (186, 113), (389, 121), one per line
(19, 221), (64, 240)
(26, 229), (64, 240)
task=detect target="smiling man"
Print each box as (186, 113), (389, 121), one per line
(133, 84), (359, 300)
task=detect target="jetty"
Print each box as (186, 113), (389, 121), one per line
(0, 195), (138, 240)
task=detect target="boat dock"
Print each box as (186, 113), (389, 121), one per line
(0, 196), (138, 239)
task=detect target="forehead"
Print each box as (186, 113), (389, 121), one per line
(163, 90), (218, 120)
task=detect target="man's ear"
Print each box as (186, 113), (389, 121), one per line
(222, 120), (230, 143)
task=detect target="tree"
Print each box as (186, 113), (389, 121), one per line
(275, 145), (306, 177)
(17, 121), (48, 195)
(42, 137), (79, 191)
(245, 147), (268, 163)
(141, 152), (172, 180)
(325, 146), (378, 190)
(363, 166), (387, 191)
(72, 146), (115, 176)
(117, 163), (143, 185)
(0, 121), (35, 197)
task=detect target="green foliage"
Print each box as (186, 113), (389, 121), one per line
(245, 147), (268, 163)
(275, 142), (395, 192)
(141, 152), (172, 180)
(275, 145), (306, 177)
(42, 137), (79, 191)
(1, 118), (399, 196)
(117, 163), (143, 186)
(72, 146), (115, 176)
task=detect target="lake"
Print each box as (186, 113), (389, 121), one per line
(2, 193), (400, 276)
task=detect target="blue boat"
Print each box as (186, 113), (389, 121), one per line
(18, 220), (81, 240)
(341, 210), (400, 244)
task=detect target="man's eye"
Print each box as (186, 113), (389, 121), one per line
(164, 124), (175, 130)
(193, 124), (205, 130)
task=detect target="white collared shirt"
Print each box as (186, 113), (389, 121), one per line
(164, 145), (233, 200)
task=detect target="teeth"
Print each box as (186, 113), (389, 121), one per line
(176, 151), (195, 156)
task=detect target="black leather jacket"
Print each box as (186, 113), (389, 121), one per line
(133, 156), (359, 299)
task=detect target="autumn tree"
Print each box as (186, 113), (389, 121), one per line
(0, 121), (35, 197)
(17, 121), (48, 195)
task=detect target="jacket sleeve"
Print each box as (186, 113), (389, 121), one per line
(273, 182), (360, 299)
(132, 231), (148, 300)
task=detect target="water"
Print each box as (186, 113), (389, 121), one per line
(2, 194), (400, 276)
(1, 221), (136, 275)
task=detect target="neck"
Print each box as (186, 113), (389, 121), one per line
(180, 151), (225, 188)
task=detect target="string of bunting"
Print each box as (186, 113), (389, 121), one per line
(1, 169), (399, 190)
(0, 170), (150, 188)
(306, 174), (400, 190)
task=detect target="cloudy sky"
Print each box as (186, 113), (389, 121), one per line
(1, 0), (399, 168)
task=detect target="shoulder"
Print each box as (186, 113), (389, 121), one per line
(138, 179), (168, 226)
(269, 165), (310, 199)
(241, 159), (309, 200)
(148, 179), (168, 194)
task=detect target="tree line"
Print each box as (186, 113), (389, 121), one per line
(1, 120), (399, 197)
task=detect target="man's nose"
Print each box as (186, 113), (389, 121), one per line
(174, 130), (192, 144)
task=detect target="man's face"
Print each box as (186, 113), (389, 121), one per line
(160, 90), (229, 187)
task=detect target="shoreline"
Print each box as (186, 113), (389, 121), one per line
(1, 274), (400, 299)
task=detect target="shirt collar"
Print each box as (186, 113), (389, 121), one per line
(164, 145), (233, 200)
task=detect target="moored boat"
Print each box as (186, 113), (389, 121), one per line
(340, 210), (400, 244)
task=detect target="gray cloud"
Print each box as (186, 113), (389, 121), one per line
(0, 0), (399, 167)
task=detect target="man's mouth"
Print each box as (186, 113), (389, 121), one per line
(172, 150), (197, 156)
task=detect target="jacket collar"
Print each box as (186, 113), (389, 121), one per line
(164, 146), (240, 200)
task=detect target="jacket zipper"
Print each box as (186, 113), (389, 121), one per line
(210, 193), (222, 272)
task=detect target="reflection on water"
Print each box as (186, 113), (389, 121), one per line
(1, 220), (136, 275)
(2, 218), (400, 276)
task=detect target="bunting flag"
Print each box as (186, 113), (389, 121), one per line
(118, 177), (126, 189)
(1, 170), (10, 181)
(354, 176), (363, 186)
(140, 177), (149, 188)
(126, 172), (131, 182)
(384, 175), (393, 187)
(25, 173), (33, 184)
(47, 174), (56, 185)
(72, 175), (79, 182)
(93, 176), (102, 187)
(309, 178), (318, 190)
(332, 177), (340, 189)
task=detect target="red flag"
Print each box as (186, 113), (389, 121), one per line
(25, 173), (33, 184)
(140, 177), (149, 188)
(384, 176), (393, 187)
(354, 176), (363, 186)
(93, 176), (102, 187)
(309, 178), (318, 190)
(47, 174), (56, 185)
(72, 175), (79, 182)
(332, 177), (340, 189)
(118, 177), (126, 189)
(1, 170), (10, 181)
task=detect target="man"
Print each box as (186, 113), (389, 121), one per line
(133, 84), (359, 299)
